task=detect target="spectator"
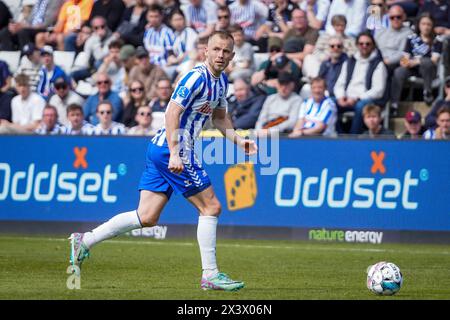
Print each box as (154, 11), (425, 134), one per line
(183, 0), (218, 38)
(0, 90), (13, 122)
(0, 1), (12, 37)
(48, 76), (85, 127)
(316, 36), (348, 97)
(92, 100), (127, 135)
(114, 0), (148, 47)
(227, 25), (255, 81)
(283, 8), (319, 69)
(73, 16), (118, 82)
(83, 73), (124, 125)
(149, 79), (172, 113)
(15, 43), (42, 93)
(35, 0), (93, 51)
(425, 76), (450, 129)
(0, 74), (46, 133)
(36, 45), (68, 100)
(65, 103), (94, 135)
(255, 71), (302, 134)
(116, 44), (137, 100)
(128, 46), (169, 102)
(227, 77), (266, 129)
(419, 0), (450, 76)
(255, 0), (298, 51)
(174, 37), (208, 82)
(89, 0), (126, 32)
(121, 80), (148, 127)
(359, 104), (394, 138)
(298, 0), (331, 30)
(418, 0), (450, 35)
(143, 4), (176, 72)
(167, 10), (198, 72)
(290, 77), (337, 137)
(398, 110), (425, 139)
(229, 0), (268, 41)
(127, 105), (157, 135)
(96, 40), (124, 92)
(368, 0), (390, 36)
(251, 37), (302, 95)
(325, 0), (368, 38)
(303, 14), (357, 78)
(0, 59), (12, 93)
(334, 31), (388, 134)
(0, 0), (64, 50)
(65, 21), (92, 53)
(374, 5), (413, 73)
(161, 0), (181, 25)
(386, 1), (419, 18)
(300, 35), (348, 99)
(35, 105), (67, 135)
(390, 13), (443, 111)
(215, 6), (232, 32)
(423, 105), (450, 140)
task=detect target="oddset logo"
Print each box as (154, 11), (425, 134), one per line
(0, 147), (124, 203)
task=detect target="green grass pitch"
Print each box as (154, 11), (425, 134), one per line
(1, 235), (450, 300)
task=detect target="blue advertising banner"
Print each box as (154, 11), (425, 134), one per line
(0, 136), (449, 231)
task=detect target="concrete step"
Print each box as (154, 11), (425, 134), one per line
(389, 118), (405, 137)
(397, 101), (430, 118)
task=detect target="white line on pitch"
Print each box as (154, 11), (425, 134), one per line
(2, 236), (450, 256)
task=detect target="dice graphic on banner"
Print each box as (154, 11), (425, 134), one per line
(224, 163), (257, 211)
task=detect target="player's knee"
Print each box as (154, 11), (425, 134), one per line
(138, 211), (159, 227)
(204, 200), (222, 217)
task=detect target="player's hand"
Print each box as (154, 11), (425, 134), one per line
(168, 153), (184, 174)
(240, 139), (258, 155)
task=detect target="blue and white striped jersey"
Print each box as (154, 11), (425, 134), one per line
(92, 122), (127, 135)
(65, 121), (95, 135)
(152, 64), (228, 147)
(229, 0), (268, 39)
(173, 27), (198, 59)
(298, 97), (337, 136)
(183, 0), (218, 34)
(35, 123), (67, 135)
(143, 24), (176, 66)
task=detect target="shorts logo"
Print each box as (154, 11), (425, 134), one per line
(177, 86), (190, 98)
(224, 163), (257, 211)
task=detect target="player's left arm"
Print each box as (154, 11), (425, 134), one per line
(212, 107), (258, 155)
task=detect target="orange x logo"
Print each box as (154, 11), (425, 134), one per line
(73, 147), (88, 169)
(371, 151), (386, 174)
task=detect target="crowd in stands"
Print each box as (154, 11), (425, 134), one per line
(0, 0), (449, 140)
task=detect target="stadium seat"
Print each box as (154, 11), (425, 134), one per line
(71, 52), (90, 72)
(0, 51), (21, 74)
(54, 51), (75, 74)
(253, 53), (269, 70)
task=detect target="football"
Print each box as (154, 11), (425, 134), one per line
(367, 261), (403, 295)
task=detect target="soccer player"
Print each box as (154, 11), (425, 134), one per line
(69, 31), (258, 292)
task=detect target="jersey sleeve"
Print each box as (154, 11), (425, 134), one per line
(170, 70), (205, 109)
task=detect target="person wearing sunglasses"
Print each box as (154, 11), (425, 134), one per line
(374, 5), (413, 73)
(127, 105), (157, 136)
(48, 76), (85, 127)
(91, 100), (126, 135)
(88, 0), (125, 32)
(83, 72), (124, 125)
(71, 16), (118, 82)
(334, 31), (388, 134)
(121, 80), (149, 127)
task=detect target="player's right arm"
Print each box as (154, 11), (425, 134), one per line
(165, 101), (185, 174)
(165, 69), (205, 174)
